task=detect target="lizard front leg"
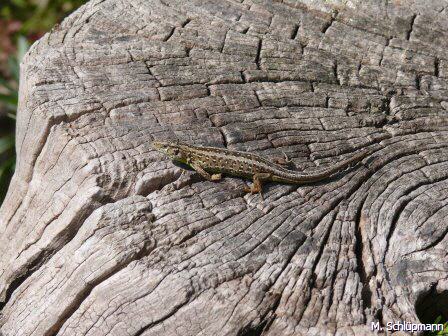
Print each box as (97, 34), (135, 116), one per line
(211, 173), (222, 181)
(190, 163), (222, 182)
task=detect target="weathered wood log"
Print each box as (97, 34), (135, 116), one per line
(1, 0), (448, 335)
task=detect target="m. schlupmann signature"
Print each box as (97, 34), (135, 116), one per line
(371, 321), (444, 333)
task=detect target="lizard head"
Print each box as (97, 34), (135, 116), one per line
(152, 140), (188, 163)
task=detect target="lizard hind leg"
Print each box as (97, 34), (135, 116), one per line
(244, 173), (271, 199)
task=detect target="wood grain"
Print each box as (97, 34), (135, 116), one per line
(1, 0), (447, 335)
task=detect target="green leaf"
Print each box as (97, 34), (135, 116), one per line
(0, 92), (18, 113)
(0, 135), (15, 155)
(0, 156), (15, 206)
(437, 321), (448, 335)
(0, 157), (15, 178)
(7, 113), (17, 120)
(7, 56), (20, 83)
(17, 35), (30, 64)
(11, 0), (26, 7)
(0, 77), (13, 91)
(1, 6), (11, 18)
(0, 92), (18, 106)
(35, 0), (50, 11)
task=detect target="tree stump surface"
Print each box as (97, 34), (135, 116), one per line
(1, 0), (448, 335)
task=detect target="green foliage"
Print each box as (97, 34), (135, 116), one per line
(434, 316), (448, 335)
(1, 0), (87, 36)
(0, 1), (86, 207)
(0, 36), (28, 119)
(426, 316), (448, 336)
(0, 135), (15, 204)
(0, 35), (28, 116)
(0, 36), (29, 205)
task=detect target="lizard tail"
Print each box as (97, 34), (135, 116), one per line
(276, 148), (370, 183)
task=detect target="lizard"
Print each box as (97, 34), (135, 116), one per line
(152, 140), (370, 194)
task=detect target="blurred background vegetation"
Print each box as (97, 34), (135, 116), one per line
(0, 0), (87, 205)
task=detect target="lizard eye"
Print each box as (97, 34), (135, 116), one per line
(172, 148), (179, 155)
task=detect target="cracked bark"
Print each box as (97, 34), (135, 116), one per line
(0, 0), (447, 335)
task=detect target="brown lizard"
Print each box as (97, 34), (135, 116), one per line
(152, 141), (370, 193)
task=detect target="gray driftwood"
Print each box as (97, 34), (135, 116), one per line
(1, 0), (448, 335)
